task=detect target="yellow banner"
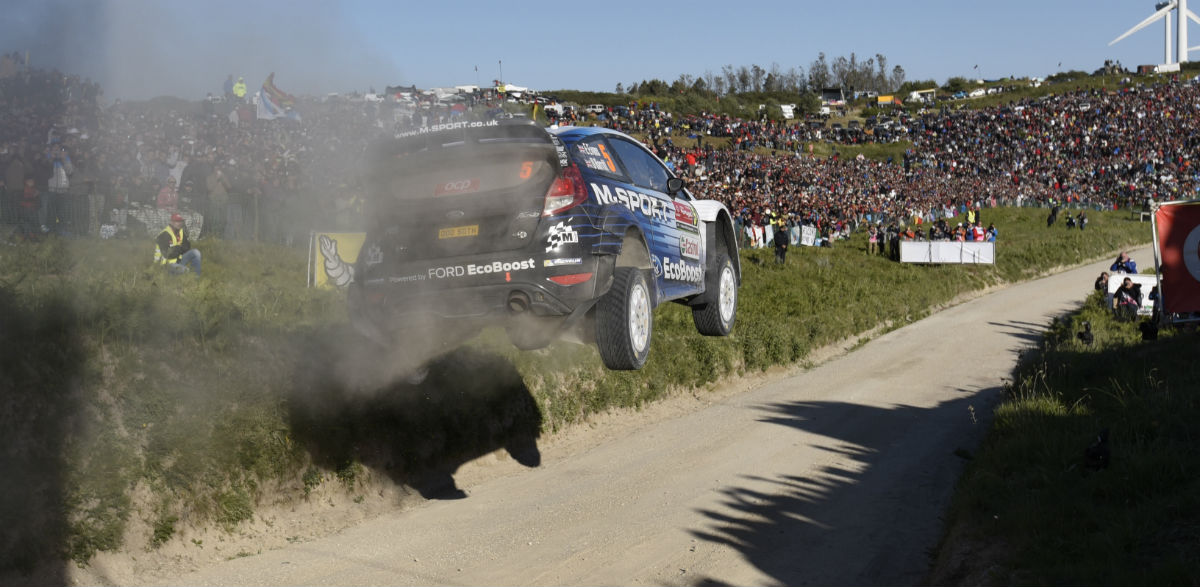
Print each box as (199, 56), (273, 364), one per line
(309, 231), (366, 288)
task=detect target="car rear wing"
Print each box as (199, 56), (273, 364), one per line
(370, 118), (569, 169)
(365, 118), (571, 204)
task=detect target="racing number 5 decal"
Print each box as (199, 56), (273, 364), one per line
(596, 144), (616, 173)
(520, 161), (533, 179)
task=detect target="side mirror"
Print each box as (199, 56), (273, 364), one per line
(666, 177), (684, 195)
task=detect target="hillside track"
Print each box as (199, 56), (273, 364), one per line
(163, 248), (1148, 586)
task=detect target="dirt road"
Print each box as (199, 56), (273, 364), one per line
(164, 250), (1142, 586)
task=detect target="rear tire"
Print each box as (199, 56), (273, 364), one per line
(595, 267), (652, 370)
(692, 251), (737, 336)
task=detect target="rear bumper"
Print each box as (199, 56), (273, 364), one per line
(349, 255), (613, 345)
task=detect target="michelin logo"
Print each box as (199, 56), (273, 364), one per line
(662, 257), (702, 282)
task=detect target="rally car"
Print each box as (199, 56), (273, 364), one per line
(347, 119), (740, 370)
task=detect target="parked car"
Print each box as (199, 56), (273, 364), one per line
(349, 120), (741, 371)
(585, 104), (605, 114)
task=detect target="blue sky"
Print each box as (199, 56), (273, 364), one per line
(0, 0), (1191, 100)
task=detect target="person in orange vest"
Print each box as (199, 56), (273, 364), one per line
(154, 213), (202, 276)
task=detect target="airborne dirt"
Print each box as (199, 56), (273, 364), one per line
(78, 249), (1147, 586)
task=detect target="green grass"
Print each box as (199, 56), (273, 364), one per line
(931, 292), (1200, 585)
(0, 207), (1153, 571)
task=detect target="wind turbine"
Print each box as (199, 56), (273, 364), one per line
(1110, 0), (1200, 65)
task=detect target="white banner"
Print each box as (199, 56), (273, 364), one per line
(900, 241), (995, 264)
(1107, 273), (1158, 316)
(800, 225), (817, 247)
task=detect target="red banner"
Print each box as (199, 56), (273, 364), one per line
(1155, 202), (1200, 313)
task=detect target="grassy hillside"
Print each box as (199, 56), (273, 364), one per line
(929, 287), (1200, 585)
(0, 207), (1153, 575)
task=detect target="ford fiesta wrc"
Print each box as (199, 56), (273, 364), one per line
(347, 119), (740, 370)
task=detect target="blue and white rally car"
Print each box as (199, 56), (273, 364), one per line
(348, 119), (740, 370)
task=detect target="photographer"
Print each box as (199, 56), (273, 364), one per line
(154, 213), (202, 276)
(1110, 251), (1138, 274)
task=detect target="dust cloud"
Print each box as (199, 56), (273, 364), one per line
(2, 0), (402, 100)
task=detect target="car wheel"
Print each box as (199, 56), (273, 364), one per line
(692, 251), (737, 336)
(595, 267), (652, 370)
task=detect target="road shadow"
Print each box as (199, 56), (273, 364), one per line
(988, 318), (1059, 344)
(688, 392), (999, 586)
(0, 288), (83, 586)
(287, 329), (542, 500)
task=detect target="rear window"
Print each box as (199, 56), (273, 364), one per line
(368, 120), (559, 201)
(570, 136), (629, 182)
(380, 145), (556, 201)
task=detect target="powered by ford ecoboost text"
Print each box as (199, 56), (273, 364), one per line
(347, 119), (740, 370)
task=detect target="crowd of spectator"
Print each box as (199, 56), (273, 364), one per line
(597, 80), (1200, 250)
(3, 56), (1200, 256)
(0, 62), (464, 242)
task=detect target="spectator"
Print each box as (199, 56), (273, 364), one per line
(1111, 251), (1137, 274)
(15, 177), (40, 240)
(232, 76), (247, 102)
(773, 221), (788, 264)
(1114, 276), (1140, 321)
(154, 212), (201, 276)
(156, 176), (179, 210)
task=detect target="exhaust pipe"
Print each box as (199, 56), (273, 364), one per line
(508, 291), (530, 313)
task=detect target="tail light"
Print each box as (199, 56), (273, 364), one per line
(548, 272), (593, 286)
(543, 164), (588, 216)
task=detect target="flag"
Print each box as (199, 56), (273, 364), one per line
(1154, 201), (1200, 313)
(257, 89), (300, 121)
(262, 72), (295, 107)
(256, 72), (300, 121)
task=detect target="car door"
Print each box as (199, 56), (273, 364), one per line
(602, 136), (704, 301)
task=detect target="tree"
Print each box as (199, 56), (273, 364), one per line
(890, 66), (907, 91)
(721, 65), (737, 94)
(943, 76), (969, 93)
(898, 79), (937, 94)
(615, 82), (624, 94)
(671, 74), (694, 94)
(795, 91), (821, 115)
(751, 64), (765, 92)
(763, 72), (779, 93)
(809, 53), (831, 90)
(875, 53), (889, 91)
(736, 66), (751, 93)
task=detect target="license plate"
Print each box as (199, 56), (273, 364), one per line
(438, 225), (479, 239)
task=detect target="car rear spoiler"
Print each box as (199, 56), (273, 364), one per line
(383, 118), (562, 155)
(367, 118), (570, 182)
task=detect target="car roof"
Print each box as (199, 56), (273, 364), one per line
(547, 125), (630, 141)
